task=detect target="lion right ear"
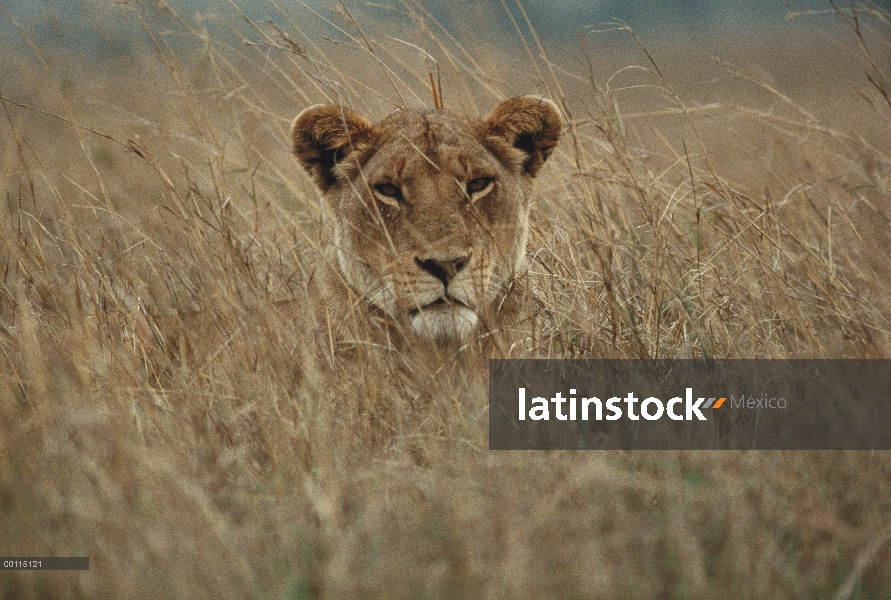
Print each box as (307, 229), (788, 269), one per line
(483, 96), (562, 177)
(291, 104), (376, 191)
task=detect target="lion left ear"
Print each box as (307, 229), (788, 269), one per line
(483, 95), (562, 177)
(291, 104), (376, 192)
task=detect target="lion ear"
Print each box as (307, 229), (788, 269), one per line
(291, 104), (376, 191)
(483, 96), (562, 177)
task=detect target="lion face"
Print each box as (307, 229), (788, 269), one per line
(291, 96), (561, 344)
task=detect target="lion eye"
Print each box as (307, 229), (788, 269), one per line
(373, 182), (403, 207)
(467, 177), (493, 200)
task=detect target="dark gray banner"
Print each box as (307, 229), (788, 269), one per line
(489, 360), (891, 450)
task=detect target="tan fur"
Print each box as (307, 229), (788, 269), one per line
(291, 96), (561, 347)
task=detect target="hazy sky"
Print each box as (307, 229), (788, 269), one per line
(2, 0), (887, 59)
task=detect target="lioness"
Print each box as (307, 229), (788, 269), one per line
(291, 96), (561, 349)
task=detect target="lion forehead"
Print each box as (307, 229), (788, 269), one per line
(358, 112), (504, 187)
(375, 108), (478, 141)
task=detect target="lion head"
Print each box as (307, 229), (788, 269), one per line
(291, 96), (561, 345)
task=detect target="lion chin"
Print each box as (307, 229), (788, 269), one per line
(408, 303), (480, 344)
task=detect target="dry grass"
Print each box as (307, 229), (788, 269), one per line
(2, 1), (891, 598)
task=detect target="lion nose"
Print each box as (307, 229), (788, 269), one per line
(415, 254), (469, 286)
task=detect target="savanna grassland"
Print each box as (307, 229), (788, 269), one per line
(2, 1), (891, 598)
